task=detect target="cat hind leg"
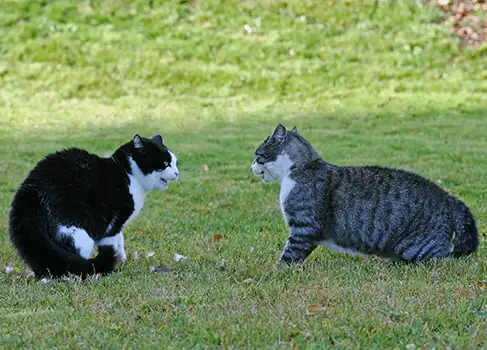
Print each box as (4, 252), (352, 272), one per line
(97, 232), (127, 263)
(58, 225), (95, 259)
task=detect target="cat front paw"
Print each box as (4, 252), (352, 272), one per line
(116, 250), (127, 263)
(277, 256), (304, 266)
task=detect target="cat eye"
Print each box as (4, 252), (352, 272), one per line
(164, 161), (169, 167)
(255, 155), (265, 164)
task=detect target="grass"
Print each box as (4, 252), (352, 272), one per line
(0, 0), (486, 347)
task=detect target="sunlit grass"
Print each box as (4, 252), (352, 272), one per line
(0, 0), (486, 347)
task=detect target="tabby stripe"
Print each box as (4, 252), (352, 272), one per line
(288, 218), (318, 229)
(423, 245), (450, 260)
(412, 236), (437, 262)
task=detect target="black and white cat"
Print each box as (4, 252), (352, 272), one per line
(9, 134), (179, 277)
(252, 124), (478, 264)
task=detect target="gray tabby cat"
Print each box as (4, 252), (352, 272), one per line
(251, 124), (478, 264)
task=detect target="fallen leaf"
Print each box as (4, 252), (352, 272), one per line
(250, 246), (255, 253)
(477, 280), (487, 289)
(202, 164), (209, 171)
(133, 251), (140, 260)
(305, 304), (327, 315)
(174, 253), (187, 262)
(25, 270), (35, 278)
(458, 27), (474, 36)
(149, 266), (170, 274)
(146, 251), (155, 258)
(209, 234), (226, 243)
(5, 266), (13, 274)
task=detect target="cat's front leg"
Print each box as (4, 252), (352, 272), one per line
(278, 231), (318, 265)
(115, 232), (127, 262)
(97, 232), (127, 263)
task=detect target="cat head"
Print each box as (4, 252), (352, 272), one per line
(129, 134), (179, 191)
(251, 124), (300, 182)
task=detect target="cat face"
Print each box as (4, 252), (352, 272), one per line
(251, 124), (297, 182)
(131, 134), (179, 191)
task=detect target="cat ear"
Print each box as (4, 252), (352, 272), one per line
(290, 126), (298, 135)
(151, 134), (163, 145)
(270, 124), (287, 143)
(133, 134), (144, 149)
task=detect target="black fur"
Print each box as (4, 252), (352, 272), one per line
(9, 134), (176, 278)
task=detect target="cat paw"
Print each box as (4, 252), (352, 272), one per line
(277, 257), (304, 267)
(116, 251), (127, 263)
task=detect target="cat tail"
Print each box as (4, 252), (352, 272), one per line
(452, 208), (479, 257)
(9, 187), (118, 278)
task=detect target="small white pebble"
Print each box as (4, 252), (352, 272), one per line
(250, 246), (255, 253)
(146, 251), (155, 258)
(173, 253), (187, 262)
(5, 266), (13, 274)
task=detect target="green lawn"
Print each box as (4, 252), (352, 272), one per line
(1, 0), (486, 347)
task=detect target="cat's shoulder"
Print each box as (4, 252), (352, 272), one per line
(291, 159), (334, 182)
(41, 147), (104, 167)
(31, 147), (114, 179)
(47, 147), (97, 160)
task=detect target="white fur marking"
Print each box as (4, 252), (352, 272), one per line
(58, 225), (95, 259)
(97, 232), (126, 262)
(161, 150), (179, 181)
(127, 157), (149, 224)
(319, 239), (369, 258)
(264, 153), (293, 182)
(256, 153), (294, 183)
(280, 175), (296, 222)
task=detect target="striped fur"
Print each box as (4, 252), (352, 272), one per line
(252, 124), (479, 264)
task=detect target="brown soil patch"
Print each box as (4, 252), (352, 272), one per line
(431, 0), (487, 46)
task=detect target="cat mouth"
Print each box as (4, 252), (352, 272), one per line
(160, 178), (168, 185)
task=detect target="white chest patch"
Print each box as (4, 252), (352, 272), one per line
(125, 174), (146, 227)
(279, 175), (296, 222)
(318, 239), (368, 258)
